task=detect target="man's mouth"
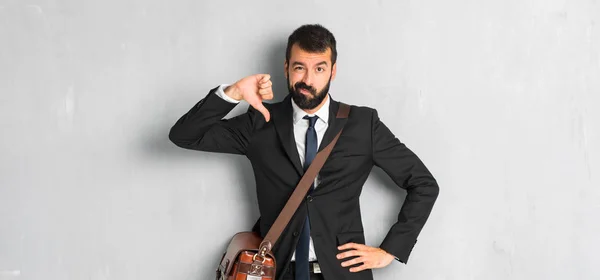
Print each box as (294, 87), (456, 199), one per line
(299, 88), (312, 96)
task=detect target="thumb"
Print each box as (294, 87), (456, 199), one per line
(252, 102), (271, 122)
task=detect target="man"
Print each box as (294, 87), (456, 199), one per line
(169, 24), (439, 280)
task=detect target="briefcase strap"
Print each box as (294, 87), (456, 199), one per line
(256, 103), (351, 257)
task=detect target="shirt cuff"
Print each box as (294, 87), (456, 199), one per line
(214, 84), (241, 104)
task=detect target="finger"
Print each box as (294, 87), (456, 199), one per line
(259, 80), (272, 89)
(258, 74), (271, 83)
(338, 242), (367, 251)
(259, 87), (273, 100)
(258, 87), (272, 96)
(341, 256), (365, 267)
(258, 94), (274, 101)
(336, 249), (366, 260)
(349, 263), (370, 273)
(259, 76), (271, 83)
(252, 102), (271, 122)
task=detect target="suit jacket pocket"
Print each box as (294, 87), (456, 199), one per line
(336, 231), (366, 246)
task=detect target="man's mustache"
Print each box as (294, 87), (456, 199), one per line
(294, 82), (316, 95)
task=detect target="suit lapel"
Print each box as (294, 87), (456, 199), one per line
(318, 96), (347, 153)
(273, 95), (304, 176)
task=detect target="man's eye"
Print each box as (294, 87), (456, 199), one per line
(295, 67), (304, 71)
(317, 67), (325, 72)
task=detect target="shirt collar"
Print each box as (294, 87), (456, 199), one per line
(291, 94), (331, 125)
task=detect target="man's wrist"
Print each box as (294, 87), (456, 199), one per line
(380, 248), (401, 263)
(224, 84), (243, 101)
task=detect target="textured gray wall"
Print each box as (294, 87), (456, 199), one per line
(1, 0), (599, 279)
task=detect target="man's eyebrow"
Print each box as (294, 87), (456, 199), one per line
(291, 61), (329, 67)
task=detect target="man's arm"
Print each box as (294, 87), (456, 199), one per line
(168, 85), (258, 155)
(371, 109), (440, 264)
(168, 74), (273, 155)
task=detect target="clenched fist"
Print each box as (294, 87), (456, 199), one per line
(224, 74), (274, 122)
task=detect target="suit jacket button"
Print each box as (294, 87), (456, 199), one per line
(293, 231), (299, 237)
(307, 195), (313, 202)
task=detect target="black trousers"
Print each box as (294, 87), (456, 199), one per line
(281, 261), (325, 280)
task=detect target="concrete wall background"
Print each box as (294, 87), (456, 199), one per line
(1, 0), (599, 279)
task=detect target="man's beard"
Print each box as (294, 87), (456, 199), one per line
(288, 75), (331, 110)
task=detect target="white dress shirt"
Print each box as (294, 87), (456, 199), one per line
(215, 84), (329, 261)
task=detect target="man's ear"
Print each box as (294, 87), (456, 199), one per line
(284, 61), (288, 79)
(331, 63), (337, 81)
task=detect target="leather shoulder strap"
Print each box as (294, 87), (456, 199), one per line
(260, 103), (351, 253)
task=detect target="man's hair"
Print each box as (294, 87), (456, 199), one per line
(285, 24), (337, 65)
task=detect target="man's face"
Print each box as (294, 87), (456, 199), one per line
(285, 43), (337, 110)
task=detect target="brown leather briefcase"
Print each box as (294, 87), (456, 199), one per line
(215, 103), (350, 280)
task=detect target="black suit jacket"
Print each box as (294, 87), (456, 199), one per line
(169, 87), (439, 280)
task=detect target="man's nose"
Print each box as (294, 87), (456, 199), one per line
(302, 72), (314, 85)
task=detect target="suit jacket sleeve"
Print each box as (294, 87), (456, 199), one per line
(168, 86), (261, 155)
(371, 109), (439, 264)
